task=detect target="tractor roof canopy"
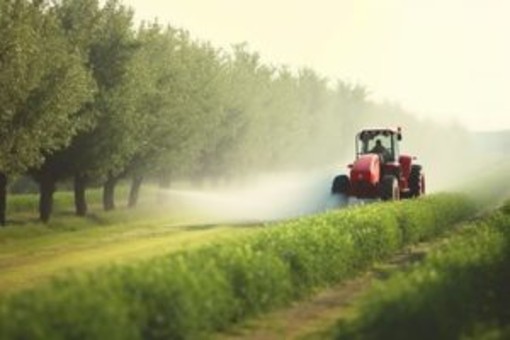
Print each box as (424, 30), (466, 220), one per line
(358, 127), (402, 141)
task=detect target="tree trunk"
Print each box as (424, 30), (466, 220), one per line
(103, 175), (117, 211)
(39, 176), (56, 223)
(128, 175), (143, 208)
(74, 174), (88, 216)
(0, 172), (7, 226)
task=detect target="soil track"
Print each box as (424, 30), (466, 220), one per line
(216, 242), (431, 340)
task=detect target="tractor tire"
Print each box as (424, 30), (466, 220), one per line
(409, 165), (425, 197)
(380, 175), (400, 201)
(331, 175), (350, 195)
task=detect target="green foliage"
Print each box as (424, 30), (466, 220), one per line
(127, 24), (229, 179)
(0, 0), (95, 174)
(0, 194), (475, 339)
(335, 205), (510, 340)
(34, 0), (142, 182)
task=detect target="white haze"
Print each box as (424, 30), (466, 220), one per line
(160, 169), (351, 223)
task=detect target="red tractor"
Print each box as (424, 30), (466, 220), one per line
(331, 127), (425, 200)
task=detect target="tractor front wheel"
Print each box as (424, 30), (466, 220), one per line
(332, 175), (350, 195)
(380, 175), (399, 201)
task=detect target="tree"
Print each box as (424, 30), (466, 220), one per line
(0, 0), (95, 224)
(122, 25), (229, 206)
(190, 44), (273, 182)
(31, 0), (142, 220)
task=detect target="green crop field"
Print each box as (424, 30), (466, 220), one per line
(334, 201), (510, 340)
(0, 193), (478, 339)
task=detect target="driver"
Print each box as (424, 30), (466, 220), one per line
(370, 139), (390, 161)
(370, 139), (386, 153)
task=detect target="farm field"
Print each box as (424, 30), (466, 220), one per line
(212, 202), (510, 340)
(0, 169), (508, 339)
(215, 239), (440, 340)
(332, 201), (510, 340)
(0, 186), (261, 294)
(0, 192), (480, 339)
(217, 168), (510, 339)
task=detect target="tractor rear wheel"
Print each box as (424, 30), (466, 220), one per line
(380, 175), (399, 201)
(332, 175), (350, 195)
(409, 165), (425, 197)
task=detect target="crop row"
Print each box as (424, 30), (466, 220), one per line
(335, 201), (510, 340)
(0, 194), (475, 339)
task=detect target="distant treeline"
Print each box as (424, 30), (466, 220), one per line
(0, 0), (469, 224)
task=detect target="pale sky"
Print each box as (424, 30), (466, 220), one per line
(124, 0), (510, 131)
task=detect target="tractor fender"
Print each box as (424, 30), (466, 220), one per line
(399, 155), (413, 180)
(350, 154), (381, 185)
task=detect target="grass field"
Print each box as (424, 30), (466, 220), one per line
(0, 186), (261, 294)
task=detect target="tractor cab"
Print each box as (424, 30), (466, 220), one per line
(356, 128), (402, 163)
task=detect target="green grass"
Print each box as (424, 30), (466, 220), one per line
(3, 184), (161, 229)
(334, 201), (510, 340)
(5, 182), (130, 219)
(0, 185), (258, 294)
(0, 194), (476, 339)
(0, 223), (261, 295)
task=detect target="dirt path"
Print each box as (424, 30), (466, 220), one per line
(216, 243), (431, 340)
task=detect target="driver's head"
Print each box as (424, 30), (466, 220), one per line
(375, 139), (382, 146)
